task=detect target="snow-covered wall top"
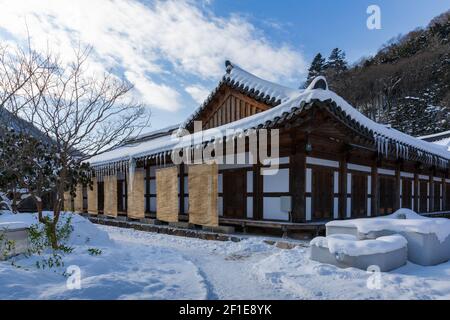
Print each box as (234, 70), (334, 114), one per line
(88, 62), (450, 170)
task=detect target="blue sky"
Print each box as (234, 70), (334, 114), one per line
(212, 0), (450, 63)
(0, 0), (448, 132)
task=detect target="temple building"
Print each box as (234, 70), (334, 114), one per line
(69, 61), (450, 235)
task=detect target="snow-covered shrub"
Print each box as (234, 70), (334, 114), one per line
(27, 215), (74, 269)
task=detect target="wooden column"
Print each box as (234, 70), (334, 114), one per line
(339, 154), (347, 219)
(87, 177), (98, 215)
(413, 172), (419, 212)
(145, 164), (150, 215)
(441, 176), (446, 212)
(394, 164), (401, 210)
(429, 173), (434, 212)
(253, 163), (263, 220)
(290, 147), (306, 222)
(371, 163), (379, 217)
(179, 164), (185, 215)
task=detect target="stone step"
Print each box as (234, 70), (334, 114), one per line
(202, 225), (235, 234)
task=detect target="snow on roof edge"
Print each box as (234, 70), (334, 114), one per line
(88, 83), (450, 168)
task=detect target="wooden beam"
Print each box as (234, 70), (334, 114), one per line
(413, 172), (419, 212)
(253, 163), (263, 220)
(290, 141), (306, 222)
(394, 164), (401, 210)
(429, 173), (434, 212)
(339, 153), (348, 219)
(179, 164), (185, 215)
(442, 176), (446, 212)
(371, 162), (379, 217)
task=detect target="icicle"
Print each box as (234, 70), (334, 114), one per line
(128, 157), (136, 195)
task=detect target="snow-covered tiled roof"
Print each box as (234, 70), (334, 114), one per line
(430, 137), (450, 151)
(179, 61), (299, 131)
(418, 130), (450, 142)
(88, 62), (450, 170)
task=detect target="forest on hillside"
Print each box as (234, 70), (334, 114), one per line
(304, 10), (450, 136)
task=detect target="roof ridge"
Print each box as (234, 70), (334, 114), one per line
(179, 60), (299, 132)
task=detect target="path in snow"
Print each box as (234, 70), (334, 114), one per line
(1, 212), (449, 300)
(104, 226), (297, 299)
(101, 225), (450, 300)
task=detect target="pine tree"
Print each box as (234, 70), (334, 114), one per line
(325, 48), (348, 76)
(304, 53), (326, 87)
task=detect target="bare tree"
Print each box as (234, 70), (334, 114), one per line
(0, 40), (53, 117)
(19, 46), (150, 248)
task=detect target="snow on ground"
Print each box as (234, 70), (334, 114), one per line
(1, 212), (450, 300)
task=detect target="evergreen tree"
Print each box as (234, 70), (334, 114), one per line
(304, 53), (326, 87)
(325, 48), (348, 76)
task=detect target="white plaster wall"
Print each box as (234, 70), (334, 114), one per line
(247, 197), (253, 218)
(263, 197), (289, 221)
(247, 171), (253, 193)
(263, 168), (289, 192)
(218, 196), (223, 216)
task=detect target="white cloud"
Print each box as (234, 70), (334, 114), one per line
(185, 85), (211, 104)
(0, 0), (306, 112)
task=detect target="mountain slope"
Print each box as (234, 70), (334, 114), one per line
(328, 10), (450, 137)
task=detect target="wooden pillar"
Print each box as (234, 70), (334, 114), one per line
(253, 163), (263, 220)
(394, 165), (401, 210)
(145, 163), (150, 214)
(339, 154), (347, 219)
(179, 164), (185, 215)
(87, 177), (98, 215)
(429, 174), (434, 212)
(127, 170), (145, 219)
(441, 176), (445, 212)
(290, 148), (306, 222)
(371, 163), (379, 217)
(413, 172), (419, 212)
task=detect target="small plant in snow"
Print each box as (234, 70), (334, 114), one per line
(0, 231), (16, 260)
(87, 248), (102, 256)
(27, 215), (74, 270)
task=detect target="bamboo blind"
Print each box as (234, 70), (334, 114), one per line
(87, 177), (98, 215)
(127, 170), (145, 219)
(63, 191), (72, 212)
(156, 166), (179, 223)
(104, 175), (118, 217)
(74, 184), (84, 212)
(188, 164), (219, 227)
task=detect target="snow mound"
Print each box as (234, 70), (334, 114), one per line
(310, 234), (407, 256)
(67, 213), (111, 247)
(327, 209), (450, 243)
(0, 212), (111, 247)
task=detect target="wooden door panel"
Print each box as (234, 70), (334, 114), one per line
(434, 182), (441, 211)
(379, 177), (395, 215)
(223, 170), (246, 218)
(419, 181), (428, 212)
(352, 174), (367, 217)
(312, 169), (333, 220)
(401, 180), (412, 209)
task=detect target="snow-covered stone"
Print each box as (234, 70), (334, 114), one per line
(326, 209), (450, 266)
(309, 234), (407, 272)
